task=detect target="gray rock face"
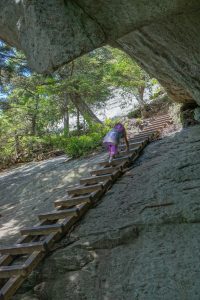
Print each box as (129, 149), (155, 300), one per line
(1, 1), (200, 103)
(118, 9), (200, 104)
(15, 125), (200, 300)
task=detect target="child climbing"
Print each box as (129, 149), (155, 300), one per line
(103, 123), (129, 163)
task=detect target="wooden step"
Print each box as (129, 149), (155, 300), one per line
(80, 174), (113, 185)
(67, 183), (103, 196)
(54, 194), (92, 208)
(116, 149), (138, 158)
(38, 207), (79, 221)
(20, 223), (63, 236)
(0, 265), (26, 278)
(141, 127), (162, 133)
(0, 252), (43, 298)
(0, 242), (47, 255)
(120, 141), (144, 148)
(142, 125), (164, 131)
(98, 155), (131, 168)
(146, 124), (165, 129)
(121, 145), (141, 152)
(135, 130), (157, 136)
(0, 251), (44, 279)
(127, 145), (142, 152)
(120, 142), (147, 151)
(137, 132), (159, 139)
(90, 166), (119, 176)
(55, 185), (106, 211)
(147, 120), (169, 126)
(148, 117), (170, 123)
(135, 131), (158, 138)
(149, 115), (169, 121)
(0, 275), (24, 300)
(126, 137), (149, 145)
(127, 138), (149, 144)
(106, 154), (131, 163)
(98, 157), (132, 169)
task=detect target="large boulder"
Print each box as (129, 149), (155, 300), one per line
(14, 125), (200, 300)
(1, 1), (200, 103)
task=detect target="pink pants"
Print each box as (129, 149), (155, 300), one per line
(108, 143), (118, 156)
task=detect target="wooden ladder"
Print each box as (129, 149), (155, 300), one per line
(0, 115), (171, 299)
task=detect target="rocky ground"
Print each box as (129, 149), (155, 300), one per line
(6, 124), (200, 300)
(0, 151), (107, 246)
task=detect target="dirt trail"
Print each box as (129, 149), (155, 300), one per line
(0, 152), (107, 246)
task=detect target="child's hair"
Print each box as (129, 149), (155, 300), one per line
(114, 123), (125, 133)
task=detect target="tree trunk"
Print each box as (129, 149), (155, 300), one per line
(14, 131), (20, 160)
(63, 106), (69, 136)
(31, 97), (39, 135)
(137, 85), (146, 118)
(83, 118), (86, 131)
(31, 115), (37, 135)
(70, 93), (102, 125)
(63, 93), (69, 136)
(77, 108), (80, 132)
(137, 86), (146, 106)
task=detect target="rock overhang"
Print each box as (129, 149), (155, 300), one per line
(1, 0), (200, 104)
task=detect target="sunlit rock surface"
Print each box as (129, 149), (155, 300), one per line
(0, 152), (107, 246)
(13, 125), (200, 300)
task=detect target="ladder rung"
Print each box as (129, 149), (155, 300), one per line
(0, 242), (46, 255)
(120, 144), (141, 151)
(142, 125), (164, 131)
(128, 145), (141, 150)
(0, 275), (24, 300)
(98, 156), (130, 168)
(150, 116), (170, 121)
(0, 252), (43, 297)
(90, 166), (118, 176)
(137, 130), (158, 135)
(0, 265), (26, 278)
(67, 183), (103, 196)
(116, 151), (137, 160)
(120, 141), (144, 148)
(54, 194), (92, 208)
(20, 224), (63, 236)
(116, 149), (138, 158)
(133, 134), (156, 140)
(80, 174), (113, 185)
(111, 155), (132, 162)
(135, 131), (156, 136)
(141, 128), (161, 133)
(127, 137), (149, 143)
(147, 121), (168, 126)
(38, 207), (79, 221)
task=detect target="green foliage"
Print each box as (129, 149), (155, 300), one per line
(0, 40), (160, 169)
(64, 121), (113, 158)
(65, 134), (101, 157)
(0, 116), (114, 169)
(127, 108), (142, 119)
